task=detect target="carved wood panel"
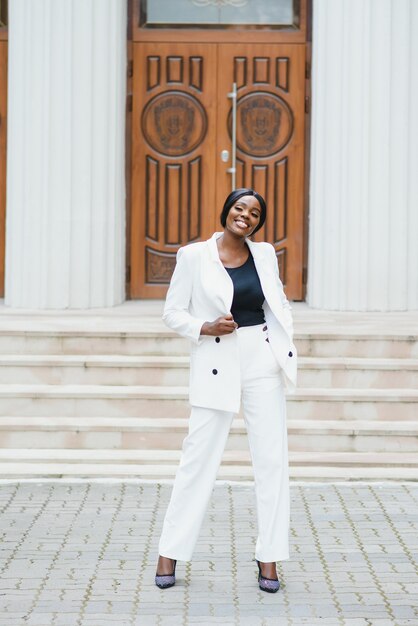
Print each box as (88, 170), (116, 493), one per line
(131, 43), (217, 297)
(217, 44), (305, 298)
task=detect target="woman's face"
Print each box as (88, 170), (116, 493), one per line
(225, 195), (262, 238)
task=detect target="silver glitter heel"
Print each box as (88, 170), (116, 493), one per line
(256, 559), (280, 593)
(155, 558), (177, 589)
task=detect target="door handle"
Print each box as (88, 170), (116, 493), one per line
(227, 82), (237, 191)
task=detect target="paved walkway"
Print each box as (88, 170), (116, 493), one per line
(0, 480), (417, 626)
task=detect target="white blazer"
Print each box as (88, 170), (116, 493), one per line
(163, 232), (297, 413)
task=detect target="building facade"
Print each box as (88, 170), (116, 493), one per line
(1, 0), (417, 310)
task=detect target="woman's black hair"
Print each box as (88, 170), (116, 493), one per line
(220, 188), (267, 235)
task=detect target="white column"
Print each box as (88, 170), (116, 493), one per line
(308, 0), (418, 310)
(5, 0), (127, 308)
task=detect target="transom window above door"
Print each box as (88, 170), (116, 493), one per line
(139, 0), (299, 28)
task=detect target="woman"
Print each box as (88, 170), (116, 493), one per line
(154, 188), (297, 593)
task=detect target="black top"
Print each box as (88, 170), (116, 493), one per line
(225, 252), (266, 327)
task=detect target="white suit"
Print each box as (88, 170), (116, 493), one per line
(158, 232), (296, 563)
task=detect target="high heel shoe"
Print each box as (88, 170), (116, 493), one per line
(155, 558), (177, 589)
(256, 559), (280, 593)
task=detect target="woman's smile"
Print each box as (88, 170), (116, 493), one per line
(226, 195), (262, 237)
(234, 218), (250, 230)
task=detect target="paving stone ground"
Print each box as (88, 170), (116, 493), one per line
(0, 480), (417, 626)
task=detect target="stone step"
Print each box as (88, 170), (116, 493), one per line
(0, 417), (417, 453)
(0, 355), (190, 386)
(0, 450), (416, 481)
(0, 384), (417, 420)
(0, 329), (187, 357)
(0, 355), (417, 388)
(0, 327), (417, 358)
(0, 463), (416, 481)
(0, 448), (417, 466)
(298, 357), (418, 388)
(296, 334), (418, 358)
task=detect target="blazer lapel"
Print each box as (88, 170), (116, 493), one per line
(206, 232), (234, 313)
(246, 239), (292, 339)
(245, 239), (274, 303)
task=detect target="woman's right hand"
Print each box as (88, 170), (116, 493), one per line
(200, 314), (238, 336)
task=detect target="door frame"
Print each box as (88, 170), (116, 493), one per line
(126, 0), (312, 300)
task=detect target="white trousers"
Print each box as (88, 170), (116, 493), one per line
(158, 323), (290, 562)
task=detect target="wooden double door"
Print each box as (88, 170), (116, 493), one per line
(130, 42), (306, 299)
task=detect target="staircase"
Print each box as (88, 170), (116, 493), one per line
(0, 303), (417, 480)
